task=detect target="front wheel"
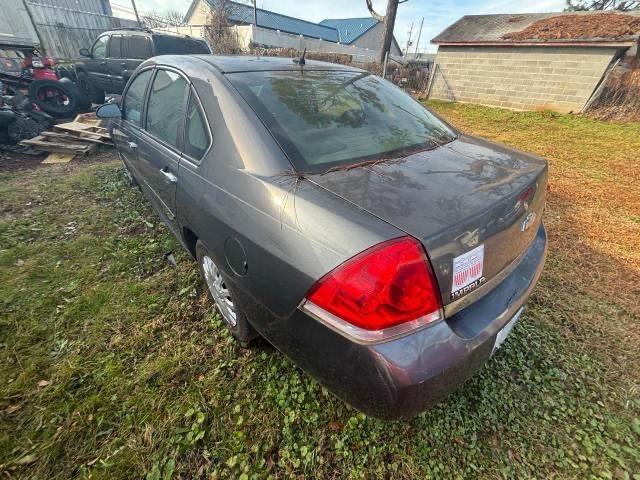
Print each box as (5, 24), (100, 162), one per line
(196, 240), (258, 345)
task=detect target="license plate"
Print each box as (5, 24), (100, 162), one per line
(492, 308), (523, 355)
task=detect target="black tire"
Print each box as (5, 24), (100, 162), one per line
(28, 79), (79, 118)
(195, 240), (258, 345)
(76, 72), (105, 105)
(59, 76), (89, 111)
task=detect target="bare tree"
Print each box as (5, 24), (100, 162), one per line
(365, 0), (408, 63)
(204, 0), (241, 54)
(142, 9), (186, 28)
(565, 0), (639, 10)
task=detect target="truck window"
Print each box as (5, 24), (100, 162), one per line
(126, 36), (152, 59)
(110, 35), (123, 58)
(92, 35), (108, 59)
(152, 36), (210, 55)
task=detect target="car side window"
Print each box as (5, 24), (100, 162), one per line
(127, 36), (152, 59)
(110, 35), (123, 58)
(122, 69), (153, 126)
(183, 89), (211, 162)
(145, 69), (187, 148)
(92, 35), (108, 59)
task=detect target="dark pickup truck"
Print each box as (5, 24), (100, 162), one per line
(75, 29), (210, 103)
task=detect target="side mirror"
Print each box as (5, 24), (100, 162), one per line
(96, 103), (122, 119)
(79, 48), (91, 58)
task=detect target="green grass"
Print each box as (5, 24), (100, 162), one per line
(1, 104), (639, 479)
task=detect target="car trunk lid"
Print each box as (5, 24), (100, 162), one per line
(307, 135), (548, 308)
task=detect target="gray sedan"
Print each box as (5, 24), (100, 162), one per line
(97, 55), (547, 420)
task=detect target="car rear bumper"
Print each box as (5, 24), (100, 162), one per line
(274, 224), (547, 420)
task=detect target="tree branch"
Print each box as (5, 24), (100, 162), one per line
(365, 0), (385, 22)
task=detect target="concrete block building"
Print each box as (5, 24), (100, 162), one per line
(428, 12), (640, 113)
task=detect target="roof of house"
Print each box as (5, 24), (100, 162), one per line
(319, 17), (378, 44)
(188, 0), (339, 42)
(432, 11), (640, 46)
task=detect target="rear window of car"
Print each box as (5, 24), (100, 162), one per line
(227, 70), (456, 173)
(152, 36), (210, 55)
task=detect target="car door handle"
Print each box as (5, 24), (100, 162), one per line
(100, 61), (107, 65)
(120, 62), (127, 66)
(127, 141), (137, 149)
(160, 167), (177, 184)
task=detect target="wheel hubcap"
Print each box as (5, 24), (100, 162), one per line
(202, 255), (237, 327)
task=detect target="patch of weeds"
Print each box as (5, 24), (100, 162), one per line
(2, 103), (639, 480)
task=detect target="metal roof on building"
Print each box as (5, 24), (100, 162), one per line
(432, 11), (640, 46)
(319, 17), (379, 44)
(200, 0), (339, 42)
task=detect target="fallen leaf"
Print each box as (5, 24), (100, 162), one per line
(5, 404), (21, 414)
(16, 454), (37, 465)
(328, 421), (343, 432)
(37, 380), (51, 388)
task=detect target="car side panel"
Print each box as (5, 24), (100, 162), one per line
(175, 72), (402, 323)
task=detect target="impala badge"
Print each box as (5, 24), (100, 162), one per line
(521, 212), (537, 232)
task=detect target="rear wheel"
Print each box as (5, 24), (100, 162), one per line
(196, 240), (257, 345)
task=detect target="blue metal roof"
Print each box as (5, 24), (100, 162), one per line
(202, 0), (339, 42)
(319, 17), (379, 44)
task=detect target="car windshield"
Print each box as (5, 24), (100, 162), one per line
(152, 36), (210, 55)
(227, 70), (456, 173)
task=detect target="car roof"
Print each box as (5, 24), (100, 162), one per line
(157, 55), (366, 74)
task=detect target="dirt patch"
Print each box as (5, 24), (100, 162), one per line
(0, 147), (117, 174)
(503, 13), (640, 41)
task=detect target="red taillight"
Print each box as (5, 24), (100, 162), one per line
(304, 237), (442, 338)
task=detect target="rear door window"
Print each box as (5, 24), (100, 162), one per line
(145, 69), (188, 148)
(122, 69), (153, 126)
(126, 36), (152, 59)
(183, 89), (211, 161)
(109, 35), (123, 58)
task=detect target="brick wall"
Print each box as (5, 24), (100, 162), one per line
(429, 45), (618, 113)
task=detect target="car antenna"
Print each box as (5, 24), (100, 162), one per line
(293, 48), (306, 67)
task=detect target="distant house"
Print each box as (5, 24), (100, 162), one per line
(184, 0), (401, 58)
(428, 11), (640, 113)
(319, 18), (402, 56)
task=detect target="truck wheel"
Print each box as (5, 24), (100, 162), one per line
(77, 72), (105, 105)
(196, 240), (258, 345)
(28, 80), (79, 118)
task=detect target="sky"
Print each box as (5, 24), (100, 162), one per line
(112, 0), (568, 53)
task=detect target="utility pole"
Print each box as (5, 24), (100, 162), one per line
(253, 0), (258, 26)
(413, 16), (424, 59)
(366, 0), (407, 64)
(404, 22), (413, 57)
(130, 0), (142, 27)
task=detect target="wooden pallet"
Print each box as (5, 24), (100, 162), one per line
(20, 135), (95, 155)
(41, 130), (107, 145)
(73, 112), (104, 127)
(42, 152), (75, 164)
(53, 122), (112, 144)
